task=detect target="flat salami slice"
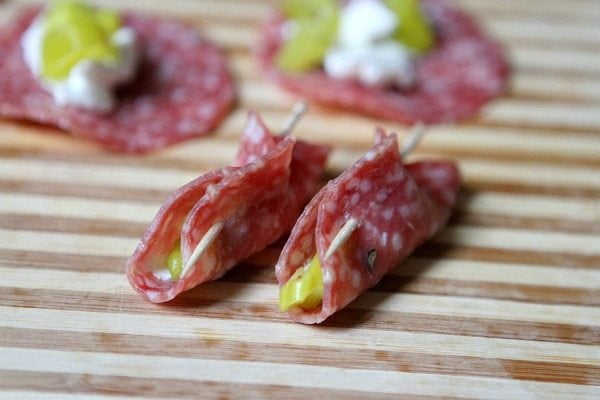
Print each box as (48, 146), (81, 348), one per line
(127, 112), (330, 303)
(0, 7), (234, 153)
(258, 0), (508, 124)
(276, 131), (460, 324)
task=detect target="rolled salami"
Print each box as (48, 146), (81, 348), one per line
(127, 111), (330, 303)
(276, 129), (460, 323)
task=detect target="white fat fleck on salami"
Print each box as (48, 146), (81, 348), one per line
(380, 232), (388, 247)
(350, 192), (360, 206)
(324, 201), (337, 214)
(290, 251), (304, 266)
(205, 184), (219, 198)
(382, 207), (394, 221)
(375, 190), (388, 202)
(0, 8), (234, 153)
(351, 270), (362, 289)
(259, 0), (508, 125)
(346, 178), (360, 190)
(391, 232), (404, 251)
(323, 268), (334, 285)
(359, 179), (373, 192)
(404, 180), (417, 197)
(365, 150), (377, 161)
(153, 269), (171, 281)
(300, 235), (312, 251)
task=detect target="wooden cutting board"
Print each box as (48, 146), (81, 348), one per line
(0, 0), (598, 398)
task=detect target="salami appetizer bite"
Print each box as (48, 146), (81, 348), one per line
(127, 109), (330, 303)
(276, 128), (460, 323)
(0, 1), (234, 152)
(259, 0), (508, 124)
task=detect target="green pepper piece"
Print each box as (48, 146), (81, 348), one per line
(166, 242), (183, 281)
(279, 254), (323, 311)
(276, 0), (340, 72)
(385, 0), (436, 53)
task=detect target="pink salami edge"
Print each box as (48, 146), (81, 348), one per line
(0, 7), (235, 153)
(127, 111), (331, 303)
(276, 130), (460, 324)
(258, 0), (508, 124)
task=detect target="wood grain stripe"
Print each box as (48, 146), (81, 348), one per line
(1, 306), (599, 366)
(3, 288), (598, 346)
(2, 267), (597, 327)
(0, 381), (427, 400)
(1, 329), (598, 385)
(1, 347), (598, 399)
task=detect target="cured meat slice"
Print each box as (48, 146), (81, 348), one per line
(0, 7), (234, 153)
(233, 111), (331, 209)
(258, 0), (508, 124)
(276, 130), (460, 323)
(127, 112), (331, 303)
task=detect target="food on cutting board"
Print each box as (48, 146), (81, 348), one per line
(258, 0), (508, 124)
(0, 1), (234, 152)
(277, 128), (461, 323)
(127, 109), (330, 303)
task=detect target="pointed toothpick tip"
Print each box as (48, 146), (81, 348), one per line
(180, 222), (224, 279)
(279, 101), (308, 136)
(324, 218), (359, 261)
(400, 121), (426, 159)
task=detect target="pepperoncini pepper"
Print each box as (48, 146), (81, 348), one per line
(279, 254), (323, 311)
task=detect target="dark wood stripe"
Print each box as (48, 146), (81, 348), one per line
(0, 144), (221, 171)
(1, 288), (598, 346)
(462, 180), (600, 199)
(502, 90), (600, 107)
(0, 327), (597, 386)
(472, 118), (600, 135)
(0, 370), (435, 400)
(448, 212), (600, 234)
(376, 277), (600, 307)
(0, 180), (170, 203)
(0, 213), (147, 237)
(0, 249), (126, 273)
(414, 243), (600, 270)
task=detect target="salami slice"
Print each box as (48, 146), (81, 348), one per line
(127, 112), (330, 303)
(0, 7), (234, 153)
(258, 0), (508, 124)
(276, 130), (460, 323)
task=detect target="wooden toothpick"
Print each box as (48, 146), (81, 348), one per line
(324, 218), (359, 260)
(400, 121), (425, 159)
(279, 101), (308, 136)
(180, 222), (224, 279)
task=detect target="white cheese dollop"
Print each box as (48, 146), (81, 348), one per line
(21, 14), (139, 113)
(323, 0), (416, 88)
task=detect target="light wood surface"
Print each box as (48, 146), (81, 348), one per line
(0, 0), (599, 399)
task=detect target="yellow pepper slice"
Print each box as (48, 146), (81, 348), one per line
(166, 242), (183, 281)
(385, 0), (436, 53)
(42, 1), (121, 80)
(276, 0), (339, 72)
(279, 254), (323, 311)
